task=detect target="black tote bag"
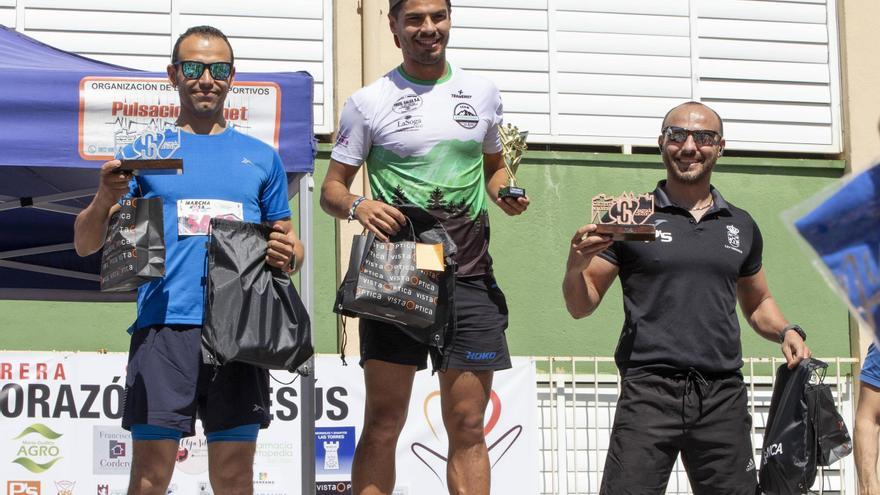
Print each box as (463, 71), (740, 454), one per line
(202, 217), (313, 372)
(336, 231), (442, 329)
(100, 197), (165, 291)
(334, 205), (457, 348)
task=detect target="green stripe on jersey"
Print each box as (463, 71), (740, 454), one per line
(367, 138), (486, 219)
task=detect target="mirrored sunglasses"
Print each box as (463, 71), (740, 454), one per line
(177, 60), (232, 81)
(663, 126), (721, 147)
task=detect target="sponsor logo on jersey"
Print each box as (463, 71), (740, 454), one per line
(451, 89), (472, 99)
(453, 103), (479, 129)
(725, 225), (743, 253)
(392, 94), (423, 114)
(652, 219), (672, 242)
(394, 114), (423, 132)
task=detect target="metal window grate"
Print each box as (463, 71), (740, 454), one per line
(533, 356), (857, 495)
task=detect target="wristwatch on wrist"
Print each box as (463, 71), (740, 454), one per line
(779, 323), (806, 343)
(347, 196), (366, 222)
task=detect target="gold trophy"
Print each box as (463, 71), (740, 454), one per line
(591, 192), (656, 241)
(498, 123), (528, 199)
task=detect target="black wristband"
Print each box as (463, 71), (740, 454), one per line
(780, 324), (806, 343)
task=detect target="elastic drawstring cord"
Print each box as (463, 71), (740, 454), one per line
(682, 367), (709, 425)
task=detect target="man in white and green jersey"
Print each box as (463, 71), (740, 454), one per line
(320, 0), (529, 493)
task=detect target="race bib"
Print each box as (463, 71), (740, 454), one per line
(177, 199), (243, 235)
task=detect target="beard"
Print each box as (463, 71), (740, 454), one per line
(400, 34), (447, 67)
(664, 156), (715, 184)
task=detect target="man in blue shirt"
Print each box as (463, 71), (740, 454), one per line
(74, 26), (303, 495)
(856, 343), (880, 494)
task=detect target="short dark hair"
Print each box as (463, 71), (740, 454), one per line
(390, 0), (452, 19)
(171, 25), (234, 65)
(661, 101), (724, 136)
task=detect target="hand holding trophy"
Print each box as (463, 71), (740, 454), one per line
(591, 192), (656, 241)
(498, 123), (528, 199)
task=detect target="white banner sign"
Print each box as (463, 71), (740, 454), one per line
(0, 353), (538, 495)
(77, 77), (281, 161)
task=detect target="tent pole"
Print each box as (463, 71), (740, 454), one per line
(0, 187), (96, 213)
(28, 204), (83, 216)
(0, 243), (76, 259)
(293, 171), (317, 493)
(0, 260), (100, 281)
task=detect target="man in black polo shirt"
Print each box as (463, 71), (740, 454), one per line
(562, 101), (811, 494)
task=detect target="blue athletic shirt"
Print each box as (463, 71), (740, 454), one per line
(119, 127), (291, 329)
(861, 343), (880, 388)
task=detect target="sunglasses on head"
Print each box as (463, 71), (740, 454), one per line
(176, 60), (233, 81)
(662, 126), (721, 147)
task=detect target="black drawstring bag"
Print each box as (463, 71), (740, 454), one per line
(808, 370), (853, 467)
(759, 357), (852, 494)
(202, 217), (313, 372)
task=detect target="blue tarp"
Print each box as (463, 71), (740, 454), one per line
(0, 26), (315, 299)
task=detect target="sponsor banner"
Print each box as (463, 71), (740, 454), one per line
(0, 353), (538, 494)
(0, 352), (302, 495)
(311, 357), (540, 494)
(78, 77), (281, 161)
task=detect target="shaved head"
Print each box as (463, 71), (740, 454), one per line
(661, 101), (723, 136)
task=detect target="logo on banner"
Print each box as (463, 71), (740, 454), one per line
(109, 440), (125, 458)
(7, 481), (40, 495)
(253, 471), (278, 490)
(255, 440), (295, 465)
(92, 426), (131, 474)
(78, 77), (281, 160)
(315, 481), (352, 494)
(176, 436), (209, 475)
(410, 390), (522, 487)
(95, 483), (124, 495)
(53, 481), (74, 495)
(315, 427), (355, 476)
(12, 424), (63, 473)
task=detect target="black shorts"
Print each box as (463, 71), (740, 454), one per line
(600, 370), (757, 495)
(359, 275), (512, 372)
(121, 325), (271, 437)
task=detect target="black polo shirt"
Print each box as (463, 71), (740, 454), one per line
(598, 181), (763, 376)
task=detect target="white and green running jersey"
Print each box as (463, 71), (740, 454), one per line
(331, 63), (503, 277)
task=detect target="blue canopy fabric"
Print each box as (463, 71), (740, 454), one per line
(0, 26), (315, 299)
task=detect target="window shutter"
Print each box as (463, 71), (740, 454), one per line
(448, 0), (842, 153)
